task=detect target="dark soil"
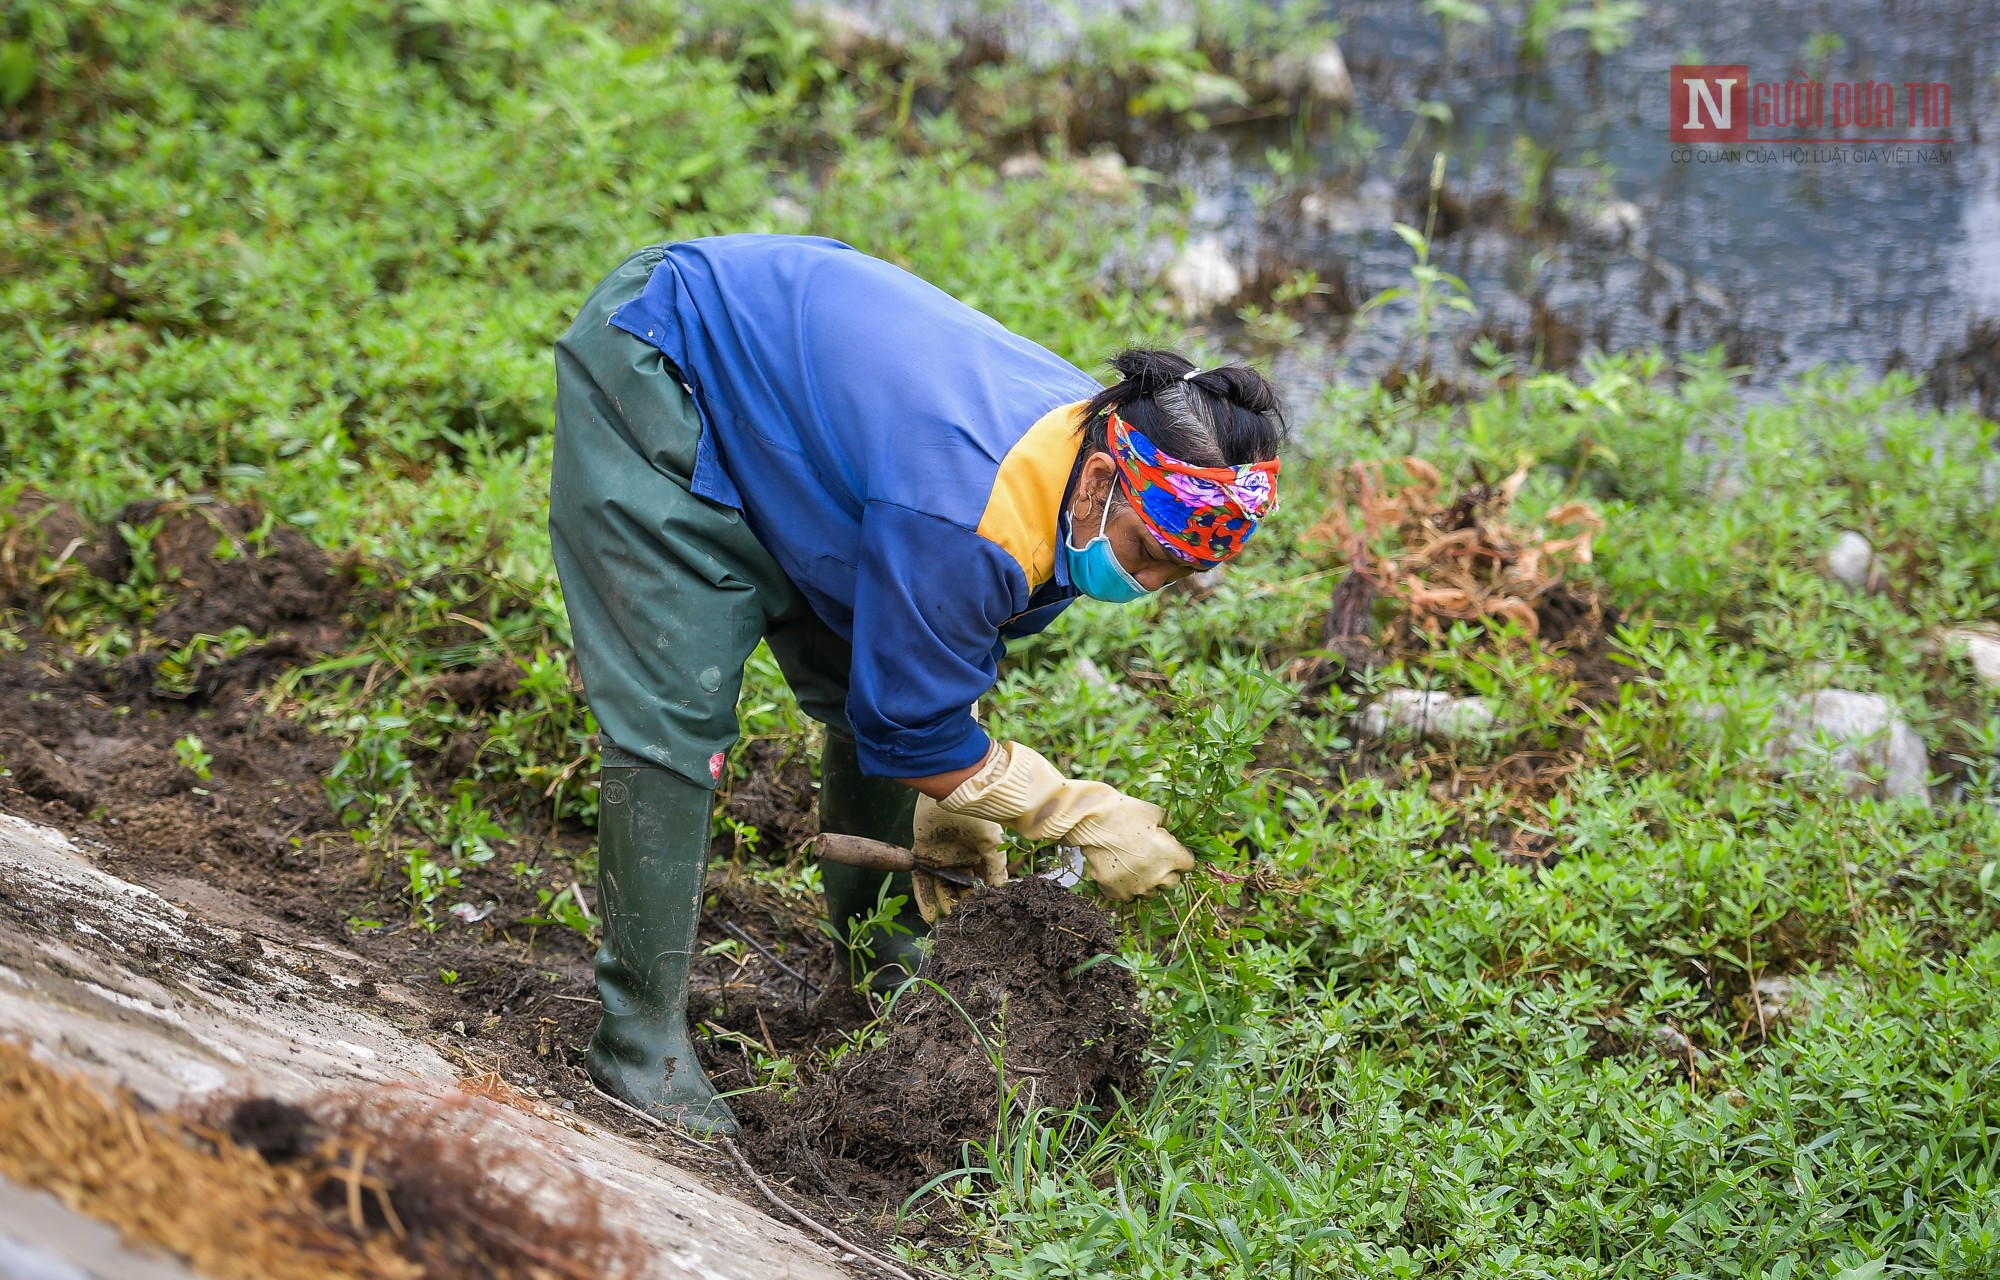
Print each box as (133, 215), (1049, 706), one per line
(0, 635), (867, 1118)
(738, 876), (1153, 1205)
(0, 500), (1157, 1245)
(0, 491), (855, 1096)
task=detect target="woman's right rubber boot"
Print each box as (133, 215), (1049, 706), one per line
(817, 734), (930, 996)
(585, 761), (737, 1137)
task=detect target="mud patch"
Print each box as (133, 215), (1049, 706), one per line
(740, 877), (1152, 1204)
(127, 499), (350, 643)
(720, 739), (820, 855)
(423, 660), (522, 712)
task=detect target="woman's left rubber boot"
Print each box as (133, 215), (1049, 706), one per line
(585, 761), (737, 1137)
(817, 734), (929, 995)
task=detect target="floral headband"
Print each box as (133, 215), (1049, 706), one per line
(1108, 407), (1280, 568)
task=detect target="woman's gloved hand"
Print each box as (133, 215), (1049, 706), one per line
(936, 741), (1193, 901)
(910, 798), (1007, 922)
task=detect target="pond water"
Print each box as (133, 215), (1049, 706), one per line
(1161, 0), (1998, 407)
(849, 0), (1999, 411)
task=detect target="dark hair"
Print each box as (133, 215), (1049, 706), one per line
(1079, 349), (1287, 468)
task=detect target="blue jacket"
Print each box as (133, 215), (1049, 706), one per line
(608, 235), (1100, 778)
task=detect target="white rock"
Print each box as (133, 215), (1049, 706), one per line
(1582, 198), (1643, 244)
(1163, 235), (1243, 318)
(763, 194), (809, 228)
(1074, 656), (1113, 691)
(1750, 976), (1802, 1022)
(1271, 40), (1353, 108)
(1941, 628), (2000, 690)
(1648, 1024), (1701, 1063)
(1078, 150), (1135, 197)
(1189, 564), (1228, 593)
(807, 4), (894, 59)
(1779, 689), (1929, 803)
(1360, 689), (1495, 742)
(998, 151), (1047, 181)
(1825, 530), (1875, 589)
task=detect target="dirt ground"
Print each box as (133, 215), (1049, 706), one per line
(0, 501), (1167, 1269)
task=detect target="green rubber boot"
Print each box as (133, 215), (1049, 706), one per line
(585, 761), (737, 1137)
(817, 735), (930, 995)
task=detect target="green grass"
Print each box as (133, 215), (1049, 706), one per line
(6, 3), (2000, 1278)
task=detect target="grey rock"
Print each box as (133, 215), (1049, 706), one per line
(1779, 689), (1929, 803)
(1825, 530), (1875, 589)
(1270, 41), (1353, 108)
(1941, 628), (2000, 690)
(997, 152), (1047, 181)
(1649, 1024), (1691, 1057)
(1077, 150), (1136, 197)
(762, 194), (809, 229)
(1360, 689), (1496, 742)
(1581, 199), (1643, 246)
(1163, 235), (1242, 316)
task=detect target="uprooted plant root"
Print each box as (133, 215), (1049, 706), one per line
(0, 1037), (414, 1280)
(218, 1087), (648, 1280)
(1296, 456), (1612, 685)
(739, 876), (1153, 1205)
(1308, 455), (1606, 639)
(0, 1037), (644, 1280)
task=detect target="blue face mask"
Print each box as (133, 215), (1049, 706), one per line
(1062, 501), (1153, 603)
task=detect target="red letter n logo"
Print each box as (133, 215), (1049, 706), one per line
(1670, 65), (1748, 142)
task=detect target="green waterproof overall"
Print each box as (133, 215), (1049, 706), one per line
(549, 247), (928, 1134)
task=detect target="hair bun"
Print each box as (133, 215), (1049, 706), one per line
(1108, 349), (1198, 397)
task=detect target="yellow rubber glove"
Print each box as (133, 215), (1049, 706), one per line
(936, 742), (1193, 901)
(910, 797), (1007, 922)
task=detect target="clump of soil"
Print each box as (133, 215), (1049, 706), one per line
(740, 877), (1152, 1204)
(424, 660), (522, 712)
(123, 499), (351, 643)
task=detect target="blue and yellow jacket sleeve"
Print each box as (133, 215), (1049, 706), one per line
(845, 400), (1085, 777)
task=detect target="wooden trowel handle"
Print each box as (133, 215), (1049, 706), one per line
(812, 833), (981, 888)
(813, 833), (916, 873)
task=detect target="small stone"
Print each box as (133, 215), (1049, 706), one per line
(763, 195), (808, 228)
(1941, 628), (2000, 690)
(1825, 530), (1874, 589)
(1077, 150), (1135, 197)
(997, 152), (1047, 181)
(1359, 689), (1496, 742)
(1271, 41), (1354, 108)
(1582, 198), (1643, 245)
(1779, 688), (1929, 803)
(1163, 235), (1243, 318)
(1074, 656), (1112, 691)
(1649, 1024), (1692, 1057)
(806, 5), (896, 60)
(1745, 975), (1823, 1025)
